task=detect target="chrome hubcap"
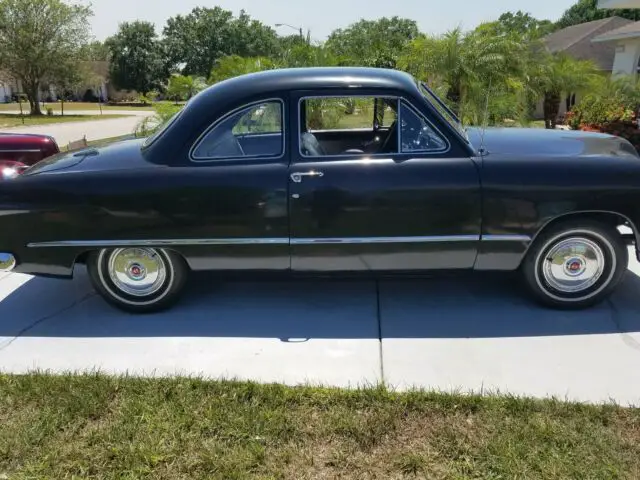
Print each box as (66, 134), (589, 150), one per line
(542, 237), (605, 293)
(107, 248), (166, 297)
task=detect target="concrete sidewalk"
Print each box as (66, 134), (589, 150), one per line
(2, 111), (153, 146)
(1, 251), (640, 405)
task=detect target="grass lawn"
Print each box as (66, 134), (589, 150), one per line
(1, 374), (639, 479)
(0, 113), (129, 128)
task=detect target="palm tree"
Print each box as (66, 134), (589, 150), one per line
(209, 56), (276, 84)
(537, 53), (600, 129)
(398, 28), (522, 119)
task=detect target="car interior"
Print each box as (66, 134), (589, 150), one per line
(299, 97), (399, 156)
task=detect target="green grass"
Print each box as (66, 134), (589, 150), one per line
(0, 113), (129, 128)
(0, 102), (160, 113)
(1, 373), (639, 479)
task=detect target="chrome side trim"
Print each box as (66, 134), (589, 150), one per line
(29, 235), (535, 249)
(0, 149), (41, 153)
(28, 235), (482, 248)
(27, 238), (291, 248)
(291, 235), (479, 245)
(481, 235), (532, 242)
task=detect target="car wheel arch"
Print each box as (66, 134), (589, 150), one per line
(73, 248), (190, 270)
(522, 210), (639, 266)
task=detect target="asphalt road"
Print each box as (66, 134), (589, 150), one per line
(1, 247), (640, 405)
(2, 110), (153, 146)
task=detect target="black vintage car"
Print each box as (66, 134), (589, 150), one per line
(1, 67), (639, 312)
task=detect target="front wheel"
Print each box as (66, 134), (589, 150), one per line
(87, 247), (188, 313)
(521, 221), (628, 309)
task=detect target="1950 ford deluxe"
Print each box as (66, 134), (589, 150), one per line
(1, 67), (639, 313)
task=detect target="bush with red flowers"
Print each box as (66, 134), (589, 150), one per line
(568, 94), (640, 152)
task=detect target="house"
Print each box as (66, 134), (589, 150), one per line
(592, 23), (640, 76)
(599, 0), (640, 7)
(0, 61), (110, 104)
(596, 0), (640, 76)
(535, 16), (635, 118)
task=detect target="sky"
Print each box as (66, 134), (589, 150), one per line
(83, 0), (578, 41)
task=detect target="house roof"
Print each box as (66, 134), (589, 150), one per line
(592, 21), (640, 42)
(543, 16), (635, 70)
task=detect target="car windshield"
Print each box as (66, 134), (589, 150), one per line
(418, 82), (469, 143)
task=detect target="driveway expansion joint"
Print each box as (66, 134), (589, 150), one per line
(0, 293), (95, 352)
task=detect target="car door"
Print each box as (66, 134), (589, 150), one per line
(288, 89), (481, 272)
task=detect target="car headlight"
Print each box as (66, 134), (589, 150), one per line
(1, 167), (20, 180)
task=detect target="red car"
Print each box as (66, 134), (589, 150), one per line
(0, 132), (60, 178)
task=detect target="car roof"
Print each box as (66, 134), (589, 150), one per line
(206, 67), (419, 94)
(142, 67), (424, 160)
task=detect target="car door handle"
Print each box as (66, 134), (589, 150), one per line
(290, 171), (324, 183)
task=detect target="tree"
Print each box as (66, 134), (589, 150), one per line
(106, 21), (166, 95)
(81, 41), (110, 62)
(477, 11), (556, 40)
(557, 0), (640, 28)
(538, 53), (600, 128)
(209, 56), (276, 84)
(398, 28), (522, 120)
(326, 17), (420, 68)
(49, 62), (93, 115)
(166, 74), (207, 103)
(163, 7), (279, 78)
(279, 43), (342, 68)
(0, 0), (92, 115)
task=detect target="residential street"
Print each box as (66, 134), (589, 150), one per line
(2, 110), (153, 146)
(2, 247), (640, 406)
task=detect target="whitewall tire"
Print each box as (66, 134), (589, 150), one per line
(88, 247), (188, 313)
(522, 221), (628, 309)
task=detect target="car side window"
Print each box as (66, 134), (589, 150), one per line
(400, 101), (448, 153)
(299, 96), (400, 157)
(192, 100), (283, 160)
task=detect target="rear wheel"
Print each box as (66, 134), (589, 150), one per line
(88, 247), (188, 313)
(521, 220), (628, 309)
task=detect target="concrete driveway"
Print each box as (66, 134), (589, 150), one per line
(2, 110), (153, 146)
(1, 249), (640, 405)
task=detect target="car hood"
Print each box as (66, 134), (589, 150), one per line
(21, 137), (151, 176)
(466, 127), (639, 158)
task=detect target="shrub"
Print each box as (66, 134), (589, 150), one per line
(568, 93), (640, 153)
(569, 94), (635, 128)
(135, 102), (183, 137)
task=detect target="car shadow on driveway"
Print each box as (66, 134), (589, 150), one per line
(1, 268), (640, 339)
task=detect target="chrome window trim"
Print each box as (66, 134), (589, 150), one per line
(189, 98), (286, 163)
(297, 95), (450, 159)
